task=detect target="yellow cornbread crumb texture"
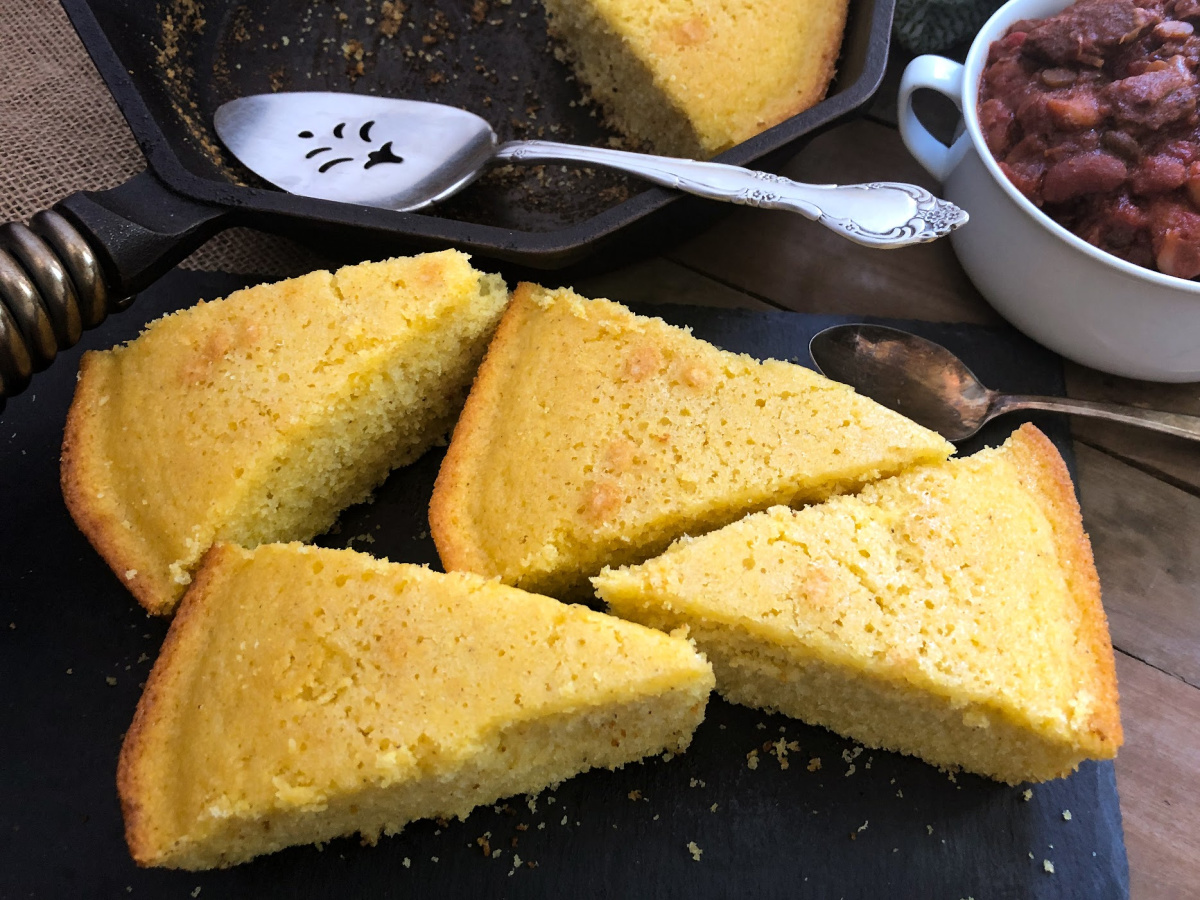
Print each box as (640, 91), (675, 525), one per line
(539, 0), (850, 157)
(430, 284), (952, 600)
(62, 251), (508, 615)
(118, 542), (714, 870)
(595, 425), (1122, 785)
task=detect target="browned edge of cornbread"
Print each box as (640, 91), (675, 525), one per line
(746, 0), (850, 145)
(1005, 423), (1123, 755)
(429, 283), (542, 580)
(541, 0), (850, 158)
(61, 351), (175, 615)
(117, 542), (239, 865)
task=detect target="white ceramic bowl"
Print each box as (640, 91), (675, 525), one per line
(899, 0), (1200, 382)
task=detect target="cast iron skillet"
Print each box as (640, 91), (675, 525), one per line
(0, 0), (894, 412)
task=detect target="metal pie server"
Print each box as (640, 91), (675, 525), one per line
(214, 92), (969, 249)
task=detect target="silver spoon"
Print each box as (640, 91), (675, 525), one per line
(809, 323), (1200, 442)
(213, 92), (968, 250)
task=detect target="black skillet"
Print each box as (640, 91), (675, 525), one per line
(0, 0), (895, 412)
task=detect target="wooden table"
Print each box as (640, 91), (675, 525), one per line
(573, 55), (1200, 899)
(3, 14), (1196, 893)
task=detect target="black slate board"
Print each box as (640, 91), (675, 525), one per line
(0, 270), (1128, 899)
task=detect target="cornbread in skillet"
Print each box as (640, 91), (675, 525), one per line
(118, 542), (714, 870)
(429, 283), (953, 600)
(539, 0), (850, 158)
(595, 425), (1122, 784)
(61, 251), (507, 616)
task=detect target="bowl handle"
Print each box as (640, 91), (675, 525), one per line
(898, 56), (966, 183)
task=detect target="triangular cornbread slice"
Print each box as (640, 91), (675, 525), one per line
(430, 284), (953, 599)
(62, 251), (507, 615)
(540, 0), (849, 157)
(118, 542), (714, 870)
(595, 425), (1122, 784)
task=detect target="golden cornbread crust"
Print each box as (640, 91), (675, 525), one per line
(1003, 424), (1122, 750)
(431, 283), (952, 599)
(595, 425), (1121, 784)
(62, 251), (508, 616)
(429, 281), (541, 582)
(118, 542), (234, 862)
(540, 0), (850, 157)
(63, 353), (173, 611)
(118, 543), (714, 869)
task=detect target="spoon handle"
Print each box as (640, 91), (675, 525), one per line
(493, 140), (968, 249)
(993, 394), (1200, 442)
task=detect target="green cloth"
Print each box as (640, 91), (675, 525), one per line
(893, 0), (1007, 54)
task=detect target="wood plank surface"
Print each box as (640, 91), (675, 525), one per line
(1076, 443), (1200, 689)
(1113, 652), (1200, 900)
(666, 120), (1003, 325)
(1066, 363), (1200, 496)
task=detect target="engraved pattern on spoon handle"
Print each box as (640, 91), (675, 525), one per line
(991, 394), (1200, 442)
(492, 141), (968, 248)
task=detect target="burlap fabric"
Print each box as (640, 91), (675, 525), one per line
(0, 0), (324, 277)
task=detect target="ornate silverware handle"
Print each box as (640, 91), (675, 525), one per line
(494, 140), (969, 249)
(992, 394), (1200, 443)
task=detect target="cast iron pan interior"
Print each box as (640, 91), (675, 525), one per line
(62, 0), (894, 267)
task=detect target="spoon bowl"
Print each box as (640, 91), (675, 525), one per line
(809, 324), (1200, 443)
(809, 324), (996, 440)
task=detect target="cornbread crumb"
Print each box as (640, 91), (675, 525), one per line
(1023, 790), (1034, 802)
(539, 0), (851, 158)
(596, 426), (1122, 784)
(687, 841), (703, 861)
(403, 858), (410, 868)
(746, 750), (759, 770)
(1044, 859), (1055, 873)
(64, 251), (509, 615)
(808, 757), (821, 772)
(710, 803), (718, 812)
(432, 284), (951, 599)
(117, 543), (713, 869)
(1063, 810), (1072, 820)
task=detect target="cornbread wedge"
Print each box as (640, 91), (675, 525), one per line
(62, 251), (507, 615)
(540, 0), (850, 157)
(118, 542), (714, 870)
(595, 425), (1122, 784)
(430, 284), (953, 599)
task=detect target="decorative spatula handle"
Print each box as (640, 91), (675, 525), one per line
(493, 140), (969, 249)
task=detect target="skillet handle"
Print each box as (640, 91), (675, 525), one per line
(0, 170), (229, 413)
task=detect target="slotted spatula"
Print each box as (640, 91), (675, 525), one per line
(214, 92), (968, 250)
